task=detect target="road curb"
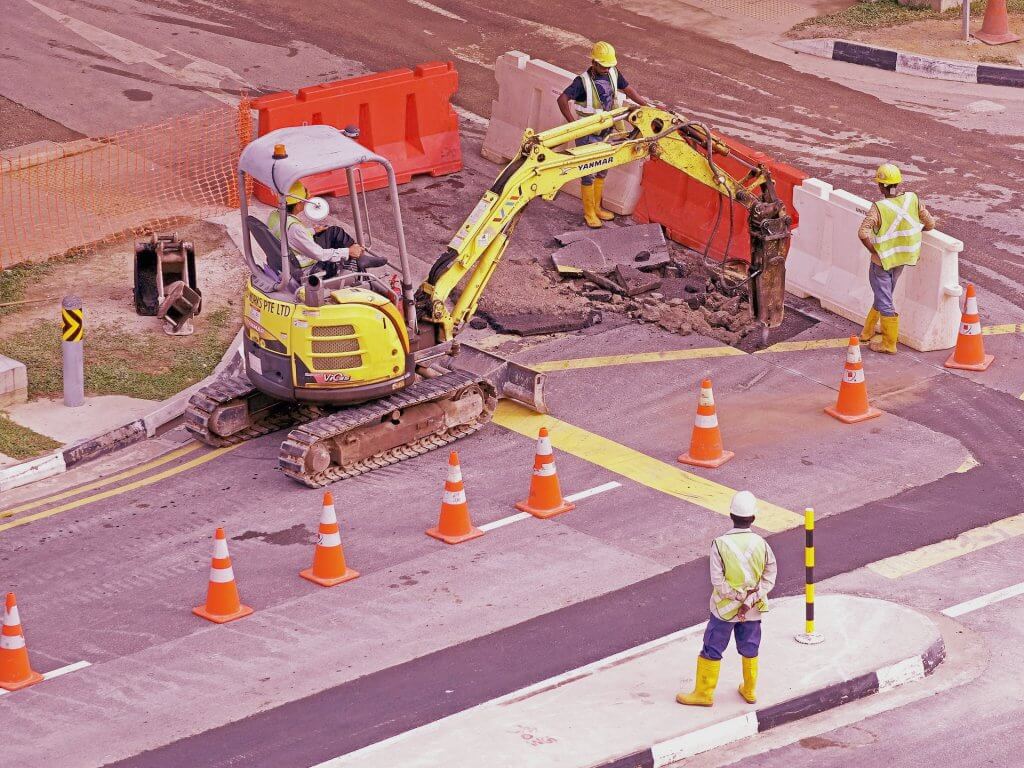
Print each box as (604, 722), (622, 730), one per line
(595, 636), (945, 768)
(780, 38), (1024, 89)
(0, 331), (243, 493)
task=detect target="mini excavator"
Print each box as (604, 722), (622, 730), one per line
(185, 106), (792, 486)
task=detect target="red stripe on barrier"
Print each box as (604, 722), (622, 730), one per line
(633, 136), (807, 263)
(251, 63), (462, 204)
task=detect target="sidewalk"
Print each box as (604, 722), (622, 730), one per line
(320, 595), (943, 768)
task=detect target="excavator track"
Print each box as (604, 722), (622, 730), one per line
(279, 370), (497, 488)
(185, 373), (322, 447)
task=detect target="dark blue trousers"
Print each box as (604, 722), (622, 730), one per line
(699, 613), (761, 660)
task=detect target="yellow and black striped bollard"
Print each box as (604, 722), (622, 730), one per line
(61, 296), (85, 407)
(795, 507), (824, 644)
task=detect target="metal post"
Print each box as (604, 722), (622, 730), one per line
(795, 507), (824, 644)
(962, 0), (970, 42)
(61, 296), (85, 407)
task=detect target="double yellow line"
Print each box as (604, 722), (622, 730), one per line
(0, 443), (240, 533)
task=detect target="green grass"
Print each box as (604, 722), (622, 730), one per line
(0, 414), (61, 459)
(792, 0), (1024, 35)
(0, 307), (237, 401)
(0, 252), (85, 317)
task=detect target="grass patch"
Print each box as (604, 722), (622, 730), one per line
(0, 307), (237, 401)
(0, 414), (61, 459)
(791, 0), (1024, 35)
(0, 252), (85, 317)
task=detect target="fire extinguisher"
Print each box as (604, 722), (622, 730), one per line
(390, 273), (403, 314)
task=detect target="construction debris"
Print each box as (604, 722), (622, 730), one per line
(551, 223), (670, 277)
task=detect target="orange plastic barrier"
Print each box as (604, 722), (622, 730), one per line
(632, 136), (807, 263)
(252, 63), (462, 205)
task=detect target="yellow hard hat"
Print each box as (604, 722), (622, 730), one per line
(591, 41), (617, 68)
(285, 181), (308, 205)
(875, 163), (902, 186)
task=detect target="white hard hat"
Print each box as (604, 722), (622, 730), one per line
(730, 490), (758, 519)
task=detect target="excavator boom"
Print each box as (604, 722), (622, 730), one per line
(416, 106), (792, 340)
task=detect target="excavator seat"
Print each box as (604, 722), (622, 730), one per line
(247, 216), (307, 283)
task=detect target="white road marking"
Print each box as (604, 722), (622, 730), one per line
(25, 0), (248, 106)
(477, 482), (621, 532)
(0, 659), (91, 696)
(941, 582), (1024, 617)
(407, 0), (467, 21)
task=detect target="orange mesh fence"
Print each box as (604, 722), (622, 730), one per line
(0, 97), (253, 269)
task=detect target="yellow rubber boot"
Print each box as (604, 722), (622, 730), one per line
(581, 184), (603, 229)
(738, 656), (758, 704)
(592, 178), (615, 221)
(676, 656), (720, 707)
(859, 308), (880, 343)
(870, 314), (898, 354)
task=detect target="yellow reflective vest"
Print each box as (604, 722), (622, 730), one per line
(575, 67), (620, 115)
(871, 192), (924, 271)
(713, 531), (770, 621)
(267, 210), (317, 269)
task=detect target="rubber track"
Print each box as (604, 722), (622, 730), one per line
(184, 374), (321, 447)
(279, 371), (497, 488)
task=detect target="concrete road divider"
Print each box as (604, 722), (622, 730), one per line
(481, 51), (643, 216)
(786, 178), (964, 352)
(252, 63), (462, 205)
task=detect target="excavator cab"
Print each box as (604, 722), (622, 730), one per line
(236, 125), (422, 405)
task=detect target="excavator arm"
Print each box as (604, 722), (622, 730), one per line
(415, 106), (792, 342)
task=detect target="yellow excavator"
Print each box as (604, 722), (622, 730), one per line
(185, 105), (791, 486)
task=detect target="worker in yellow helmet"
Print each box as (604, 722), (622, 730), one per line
(266, 181), (368, 277)
(857, 163), (936, 353)
(557, 41), (649, 228)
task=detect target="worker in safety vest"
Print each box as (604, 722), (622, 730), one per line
(857, 163), (936, 354)
(677, 491), (777, 708)
(556, 41), (648, 229)
(267, 181), (365, 278)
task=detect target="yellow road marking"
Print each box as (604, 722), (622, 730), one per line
(493, 401), (803, 533)
(0, 443), (201, 519)
(532, 346), (745, 372)
(0, 444), (241, 533)
(867, 513), (1024, 579)
(534, 323), (1024, 373)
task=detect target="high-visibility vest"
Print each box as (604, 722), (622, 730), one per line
(267, 210), (317, 269)
(871, 192), (924, 271)
(575, 67), (620, 115)
(714, 531), (770, 620)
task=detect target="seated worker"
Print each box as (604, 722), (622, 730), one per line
(266, 181), (370, 279)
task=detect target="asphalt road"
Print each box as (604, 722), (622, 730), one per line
(105, 376), (1024, 768)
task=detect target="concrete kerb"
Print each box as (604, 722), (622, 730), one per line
(0, 331), (243, 494)
(779, 38), (1024, 89)
(321, 595), (945, 768)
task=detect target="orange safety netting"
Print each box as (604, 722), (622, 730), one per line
(0, 98), (253, 269)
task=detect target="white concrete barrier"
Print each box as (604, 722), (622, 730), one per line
(786, 178), (963, 352)
(482, 51), (644, 216)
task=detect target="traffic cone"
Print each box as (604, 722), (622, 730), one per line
(300, 492), (360, 587)
(825, 337), (881, 424)
(426, 452), (484, 545)
(0, 592), (43, 692)
(945, 284), (995, 372)
(678, 379), (735, 468)
(975, 0), (1020, 45)
(515, 427), (576, 519)
(193, 528), (254, 623)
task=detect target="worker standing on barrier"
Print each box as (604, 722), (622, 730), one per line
(267, 181), (367, 278)
(677, 491), (777, 708)
(857, 163), (936, 354)
(556, 41), (648, 229)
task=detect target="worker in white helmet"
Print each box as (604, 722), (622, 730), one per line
(677, 490), (777, 708)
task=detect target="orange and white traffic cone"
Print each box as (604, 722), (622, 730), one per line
(974, 0), (1020, 45)
(515, 427), (576, 519)
(300, 491), (360, 587)
(678, 379), (734, 468)
(0, 592), (43, 692)
(945, 284), (995, 372)
(193, 528), (254, 624)
(825, 337), (881, 424)
(426, 451), (484, 545)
